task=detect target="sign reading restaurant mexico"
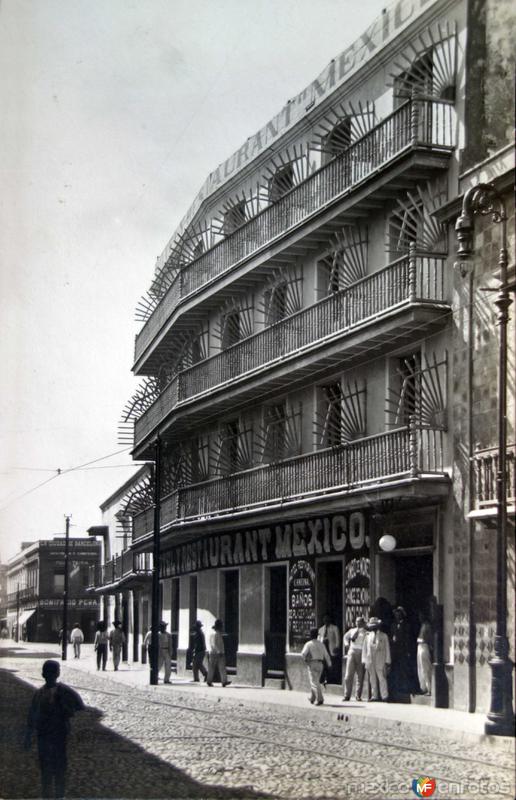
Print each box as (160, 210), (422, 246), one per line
(161, 512), (368, 578)
(167, 0), (440, 246)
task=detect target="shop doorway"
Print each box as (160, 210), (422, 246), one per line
(395, 553), (433, 692)
(171, 578), (179, 666)
(316, 560), (343, 684)
(132, 596), (140, 662)
(186, 576), (197, 670)
(265, 565), (287, 675)
(223, 570), (239, 670)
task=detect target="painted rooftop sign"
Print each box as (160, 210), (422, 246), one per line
(160, 0), (439, 262)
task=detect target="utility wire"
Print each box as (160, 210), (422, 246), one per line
(0, 447), (133, 510)
(0, 291), (479, 512)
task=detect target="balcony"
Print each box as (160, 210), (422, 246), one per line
(132, 426), (449, 542)
(7, 586), (37, 604)
(470, 445), (516, 520)
(88, 552), (152, 591)
(134, 98), (455, 370)
(133, 253), (449, 452)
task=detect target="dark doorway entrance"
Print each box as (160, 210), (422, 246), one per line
(316, 560), (343, 684)
(132, 595), (139, 662)
(224, 570), (239, 670)
(171, 578), (179, 666)
(186, 576), (197, 670)
(395, 553), (433, 693)
(265, 565), (287, 675)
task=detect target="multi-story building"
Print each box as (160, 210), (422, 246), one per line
(0, 562), (8, 634)
(7, 538), (101, 642)
(87, 466), (153, 662)
(95, 0), (514, 714)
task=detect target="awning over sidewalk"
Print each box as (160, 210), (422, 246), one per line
(17, 609), (36, 627)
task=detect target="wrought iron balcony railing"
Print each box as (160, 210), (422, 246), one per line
(132, 425), (447, 541)
(472, 445), (516, 509)
(134, 98), (455, 364)
(7, 586), (38, 604)
(134, 253), (448, 447)
(89, 552), (153, 589)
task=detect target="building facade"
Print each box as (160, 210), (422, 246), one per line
(7, 538), (101, 642)
(0, 562), (8, 634)
(87, 466), (153, 663)
(94, 0), (514, 713)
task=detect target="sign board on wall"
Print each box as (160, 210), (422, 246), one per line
(344, 555), (370, 628)
(161, 511), (368, 578)
(38, 598), (99, 609)
(288, 558), (316, 650)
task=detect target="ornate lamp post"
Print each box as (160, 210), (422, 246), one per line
(455, 182), (514, 736)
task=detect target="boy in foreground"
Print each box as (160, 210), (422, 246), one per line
(25, 659), (85, 798)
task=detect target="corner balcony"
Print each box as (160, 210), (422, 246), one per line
(132, 426), (450, 543)
(469, 444), (516, 522)
(88, 552), (152, 592)
(7, 586), (38, 604)
(134, 98), (455, 372)
(133, 253), (449, 455)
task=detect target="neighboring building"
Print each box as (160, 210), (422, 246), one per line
(0, 562), (8, 634)
(87, 466), (153, 663)
(94, 0), (514, 713)
(7, 538), (101, 642)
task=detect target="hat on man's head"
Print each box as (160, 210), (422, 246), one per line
(367, 617), (381, 629)
(159, 620), (168, 629)
(194, 620), (203, 628)
(212, 618), (223, 630)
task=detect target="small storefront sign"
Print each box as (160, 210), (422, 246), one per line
(344, 555), (370, 628)
(288, 558), (316, 650)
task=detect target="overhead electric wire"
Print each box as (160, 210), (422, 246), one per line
(0, 447), (134, 511)
(0, 289), (475, 513)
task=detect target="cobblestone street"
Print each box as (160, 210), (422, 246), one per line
(1, 643), (514, 800)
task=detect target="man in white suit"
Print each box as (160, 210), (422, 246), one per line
(362, 616), (391, 701)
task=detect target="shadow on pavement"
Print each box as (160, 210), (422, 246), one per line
(0, 646), (61, 660)
(0, 669), (272, 799)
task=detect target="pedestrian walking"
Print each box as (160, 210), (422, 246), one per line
(144, 621), (173, 683)
(191, 620), (208, 682)
(301, 627), (331, 705)
(93, 621), (109, 671)
(207, 619), (231, 686)
(342, 616), (367, 701)
(24, 659), (85, 799)
(362, 617), (391, 702)
(109, 621), (126, 671)
(416, 614), (433, 695)
(317, 613), (341, 685)
(69, 624), (84, 659)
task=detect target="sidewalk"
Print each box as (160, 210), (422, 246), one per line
(3, 641), (514, 752)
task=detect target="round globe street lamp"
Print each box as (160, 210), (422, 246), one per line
(455, 182), (515, 737)
(379, 534), (397, 552)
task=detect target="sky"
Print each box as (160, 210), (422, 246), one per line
(0, 0), (387, 562)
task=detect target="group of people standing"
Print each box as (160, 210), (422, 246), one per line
(142, 617), (232, 687)
(93, 620), (126, 671)
(303, 605), (433, 706)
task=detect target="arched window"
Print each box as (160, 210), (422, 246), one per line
(269, 163), (294, 203)
(322, 117), (352, 164)
(223, 199), (247, 235)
